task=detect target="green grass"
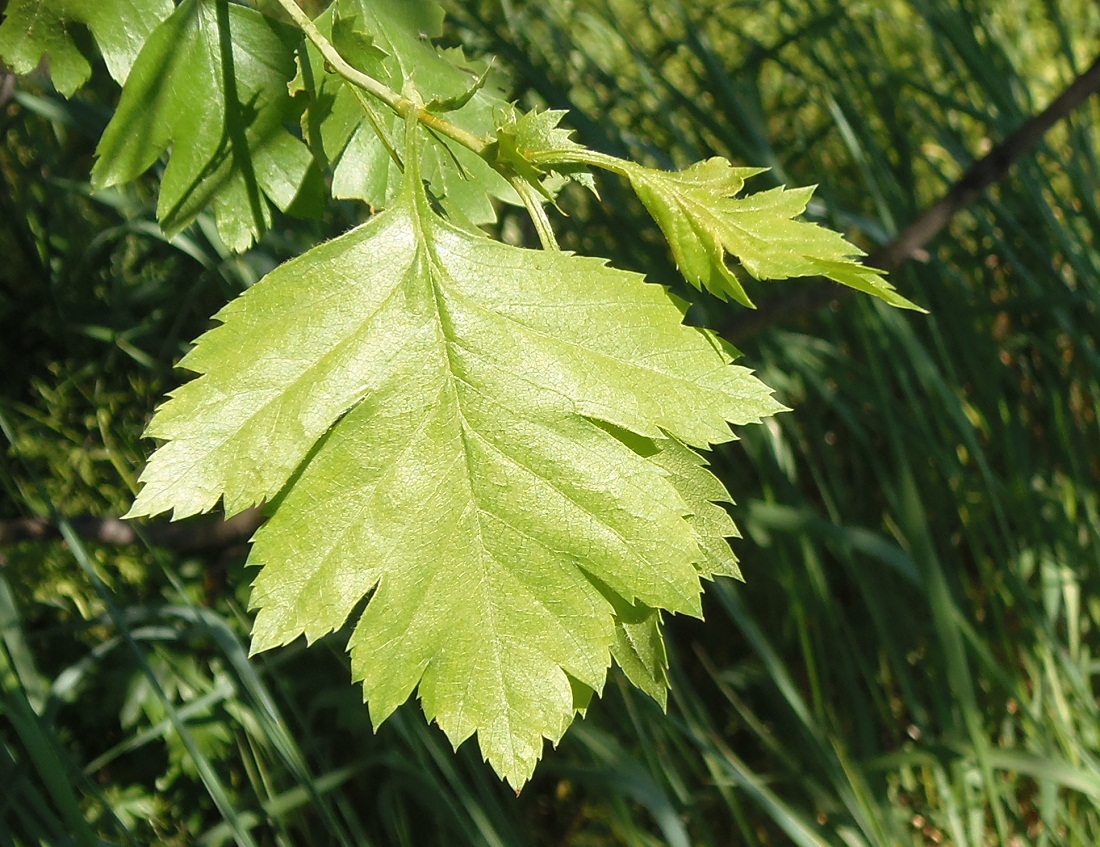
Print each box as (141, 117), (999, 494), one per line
(457, 0), (1100, 843)
(4, 0), (1100, 843)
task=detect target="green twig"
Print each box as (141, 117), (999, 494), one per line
(511, 178), (560, 250)
(528, 146), (632, 178)
(272, 0), (489, 155)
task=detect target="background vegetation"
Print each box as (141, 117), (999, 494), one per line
(3, 0), (1099, 844)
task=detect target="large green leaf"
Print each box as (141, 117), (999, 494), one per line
(0, 0), (173, 96)
(294, 0), (514, 223)
(128, 128), (781, 787)
(91, 0), (316, 250)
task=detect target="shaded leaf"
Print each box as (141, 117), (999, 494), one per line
(91, 0), (315, 250)
(648, 435), (746, 581)
(602, 431), (749, 706)
(0, 0), (173, 96)
(609, 596), (669, 709)
(296, 0), (514, 222)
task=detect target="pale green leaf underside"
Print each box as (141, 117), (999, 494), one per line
(129, 167), (780, 786)
(627, 158), (923, 310)
(609, 595), (669, 708)
(0, 0), (172, 96)
(91, 0), (314, 250)
(648, 435), (745, 581)
(488, 112), (915, 310)
(603, 432), (746, 705)
(609, 427), (746, 582)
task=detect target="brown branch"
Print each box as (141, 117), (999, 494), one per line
(724, 51), (1100, 342)
(0, 508), (264, 554)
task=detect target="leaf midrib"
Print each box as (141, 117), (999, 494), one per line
(412, 203), (699, 615)
(432, 221), (737, 441)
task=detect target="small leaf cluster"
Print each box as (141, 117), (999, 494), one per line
(0, 0), (921, 788)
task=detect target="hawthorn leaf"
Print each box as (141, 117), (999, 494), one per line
(329, 6), (388, 72)
(624, 158), (923, 309)
(294, 0), (514, 223)
(0, 0), (172, 96)
(91, 0), (316, 250)
(426, 60), (493, 113)
(605, 425), (745, 581)
(128, 142), (782, 787)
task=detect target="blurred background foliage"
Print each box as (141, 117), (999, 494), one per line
(2, 0), (1100, 844)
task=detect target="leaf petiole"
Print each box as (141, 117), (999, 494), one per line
(511, 178), (561, 250)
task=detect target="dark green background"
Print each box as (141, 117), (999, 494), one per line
(2, 1), (1099, 844)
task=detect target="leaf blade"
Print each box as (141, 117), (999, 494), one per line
(295, 0), (515, 222)
(91, 0), (313, 249)
(626, 159), (924, 309)
(132, 161), (781, 787)
(0, 0), (173, 95)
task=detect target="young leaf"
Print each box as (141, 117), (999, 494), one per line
(294, 0), (514, 223)
(127, 124), (782, 787)
(624, 159), (922, 309)
(493, 107), (597, 197)
(91, 0), (316, 250)
(491, 111), (918, 309)
(0, 0), (173, 96)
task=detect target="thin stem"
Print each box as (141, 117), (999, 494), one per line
(528, 146), (631, 177)
(272, 0), (489, 155)
(512, 178), (560, 250)
(350, 86), (403, 171)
